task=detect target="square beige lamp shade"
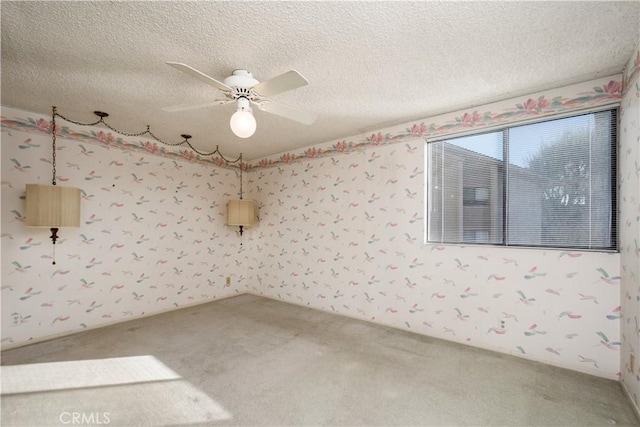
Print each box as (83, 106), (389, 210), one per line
(25, 184), (81, 228)
(227, 199), (257, 227)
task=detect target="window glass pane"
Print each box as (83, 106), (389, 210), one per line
(427, 131), (504, 244)
(507, 111), (614, 249)
(426, 109), (616, 250)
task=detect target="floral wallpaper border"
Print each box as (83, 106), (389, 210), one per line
(623, 44), (640, 96)
(1, 76), (623, 174)
(0, 114), (239, 170)
(249, 76), (623, 171)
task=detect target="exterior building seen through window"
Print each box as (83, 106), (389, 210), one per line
(426, 109), (617, 250)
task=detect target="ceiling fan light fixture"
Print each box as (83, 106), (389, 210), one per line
(230, 110), (256, 138)
(165, 63), (317, 134)
(230, 98), (256, 138)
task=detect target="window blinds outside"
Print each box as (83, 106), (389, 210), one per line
(426, 110), (617, 250)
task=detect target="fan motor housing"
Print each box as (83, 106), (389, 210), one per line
(224, 70), (259, 89)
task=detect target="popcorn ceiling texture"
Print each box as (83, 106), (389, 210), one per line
(1, 1), (638, 160)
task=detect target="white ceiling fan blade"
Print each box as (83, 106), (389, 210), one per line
(166, 62), (232, 92)
(253, 70), (309, 97)
(162, 99), (231, 112)
(259, 101), (317, 125)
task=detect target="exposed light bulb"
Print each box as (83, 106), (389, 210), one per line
(230, 99), (256, 138)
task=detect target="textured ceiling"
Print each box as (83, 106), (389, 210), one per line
(2, 1), (639, 160)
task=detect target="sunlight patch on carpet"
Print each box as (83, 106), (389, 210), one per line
(1, 355), (232, 426)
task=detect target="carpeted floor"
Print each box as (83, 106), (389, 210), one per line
(2, 294), (639, 426)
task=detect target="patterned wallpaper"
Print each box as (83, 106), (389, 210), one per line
(247, 142), (621, 379)
(1, 108), (247, 349)
(0, 71), (631, 383)
(620, 41), (640, 412)
(240, 74), (629, 380)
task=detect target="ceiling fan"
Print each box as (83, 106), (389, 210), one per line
(163, 62), (317, 138)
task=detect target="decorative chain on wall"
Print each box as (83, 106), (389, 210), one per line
(50, 106), (243, 178)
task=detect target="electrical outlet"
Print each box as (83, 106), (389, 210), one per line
(226, 276), (231, 286)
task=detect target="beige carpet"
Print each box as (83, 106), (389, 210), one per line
(1, 294), (638, 426)
(1, 355), (231, 426)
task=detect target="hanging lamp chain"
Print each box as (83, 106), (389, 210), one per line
(51, 107), (243, 164)
(51, 106), (57, 185)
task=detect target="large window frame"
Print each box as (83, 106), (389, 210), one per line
(426, 109), (618, 251)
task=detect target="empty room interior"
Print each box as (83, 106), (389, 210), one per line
(2, 1), (640, 426)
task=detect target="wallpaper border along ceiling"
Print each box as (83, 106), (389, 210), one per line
(1, 75), (623, 171)
(249, 75), (623, 170)
(0, 110), (236, 169)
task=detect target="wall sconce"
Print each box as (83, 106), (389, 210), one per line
(30, 106), (255, 255)
(25, 107), (81, 264)
(227, 199), (257, 237)
(227, 154), (257, 239)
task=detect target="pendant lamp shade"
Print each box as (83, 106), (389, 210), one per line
(227, 199), (257, 227)
(25, 184), (81, 228)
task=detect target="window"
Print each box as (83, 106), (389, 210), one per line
(426, 110), (617, 250)
(463, 187), (490, 206)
